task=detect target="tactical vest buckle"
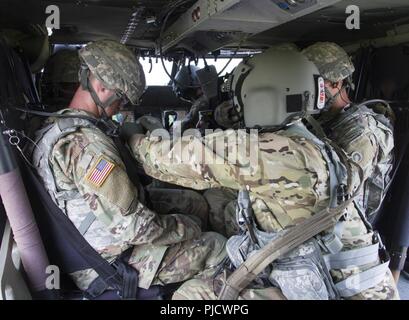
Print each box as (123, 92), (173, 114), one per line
(336, 184), (348, 204)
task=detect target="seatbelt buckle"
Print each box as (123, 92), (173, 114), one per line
(373, 231), (385, 250)
(318, 233), (343, 254)
(373, 231), (389, 263)
(84, 276), (112, 300)
(336, 184), (348, 203)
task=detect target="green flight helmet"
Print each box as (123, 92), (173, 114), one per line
(232, 47), (325, 129)
(78, 39), (146, 108)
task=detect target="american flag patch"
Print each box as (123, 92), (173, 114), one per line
(86, 157), (115, 188)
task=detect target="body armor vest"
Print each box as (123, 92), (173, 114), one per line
(31, 112), (119, 256)
(322, 104), (394, 220)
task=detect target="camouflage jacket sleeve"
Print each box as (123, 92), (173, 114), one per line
(51, 127), (201, 247)
(129, 129), (330, 203)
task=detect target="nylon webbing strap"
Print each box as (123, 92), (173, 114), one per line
(218, 207), (341, 300)
(334, 261), (389, 297)
(85, 276), (110, 299)
(26, 166), (124, 292)
(323, 242), (379, 270)
(78, 212), (97, 236)
(218, 154), (364, 300)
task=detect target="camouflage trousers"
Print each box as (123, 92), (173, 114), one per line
(134, 184), (226, 287)
(150, 232), (227, 286)
(173, 274), (286, 300)
(147, 185), (209, 230)
(203, 188), (239, 237)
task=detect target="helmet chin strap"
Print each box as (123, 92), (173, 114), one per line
(79, 66), (119, 120)
(324, 79), (353, 109)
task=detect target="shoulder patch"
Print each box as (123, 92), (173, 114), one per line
(86, 156), (115, 188)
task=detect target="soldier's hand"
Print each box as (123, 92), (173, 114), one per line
(180, 96), (210, 131)
(137, 115), (164, 133)
(119, 122), (144, 140)
(214, 100), (241, 129)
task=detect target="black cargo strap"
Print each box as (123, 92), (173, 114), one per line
(114, 258), (139, 300)
(22, 146), (175, 300)
(110, 135), (147, 205)
(84, 248), (139, 300)
(25, 165), (138, 299)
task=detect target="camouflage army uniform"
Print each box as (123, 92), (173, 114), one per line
(194, 43), (399, 300)
(199, 105), (398, 300)
(32, 109), (226, 291)
(128, 127), (336, 299)
(315, 105), (397, 300)
(206, 43), (303, 237)
(173, 276), (287, 300)
(203, 188), (238, 237)
(302, 42), (398, 300)
(316, 105), (394, 220)
(147, 185), (209, 230)
(129, 120), (398, 299)
(130, 128), (332, 233)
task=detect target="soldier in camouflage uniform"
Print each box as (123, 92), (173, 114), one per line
(205, 42), (302, 238)
(41, 48), (81, 110)
(41, 47), (210, 229)
(203, 43), (399, 300)
(128, 46), (399, 300)
(301, 42), (397, 300)
(31, 39), (226, 294)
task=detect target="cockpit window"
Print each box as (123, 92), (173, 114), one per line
(140, 58), (242, 86)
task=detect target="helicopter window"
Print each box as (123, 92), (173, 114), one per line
(140, 58), (242, 86)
